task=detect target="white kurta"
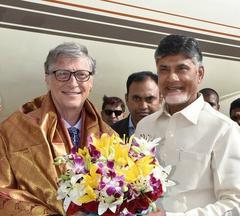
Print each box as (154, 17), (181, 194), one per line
(135, 96), (240, 216)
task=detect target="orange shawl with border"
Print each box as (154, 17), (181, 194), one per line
(0, 93), (114, 215)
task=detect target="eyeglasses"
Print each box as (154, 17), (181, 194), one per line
(104, 109), (123, 117)
(47, 69), (92, 82)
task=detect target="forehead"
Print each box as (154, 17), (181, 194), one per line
(128, 79), (158, 95)
(204, 94), (218, 101)
(231, 107), (240, 115)
(52, 55), (91, 70)
(157, 54), (196, 67)
(104, 104), (122, 110)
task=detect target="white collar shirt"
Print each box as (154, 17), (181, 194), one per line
(136, 95), (240, 215)
(63, 119), (81, 130)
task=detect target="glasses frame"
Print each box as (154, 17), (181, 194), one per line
(104, 109), (123, 117)
(47, 69), (93, 82)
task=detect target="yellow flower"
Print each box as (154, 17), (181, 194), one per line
(78, 185), (96, 203)
(117, 156), (155, 183)
(77, 147), (90, 160)
(113, 143), (130, 167)
(82, 164), (101, 189)
(93, 133), (125, 160)
(77, 147), (91, 170)
(93, 133), (111, 158)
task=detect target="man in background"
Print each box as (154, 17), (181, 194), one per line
(230, 98), (240, 126)
(199, 87), (220, 110)
(112, 71), (160, 139)
(101, 95), (125, 126)
(136, 34), (240, 215)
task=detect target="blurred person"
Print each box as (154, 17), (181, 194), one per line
(136, 35), (240, 215)
(112, 71), (160, 140)
(101, 95), (125, 126)
(199, 87), (220, 110)
(0, 42), (114, 215)
(230, 98), (240, 126)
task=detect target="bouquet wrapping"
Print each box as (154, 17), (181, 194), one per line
(54, 134), (175, 216)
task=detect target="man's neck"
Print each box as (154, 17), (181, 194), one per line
(56, 106), (82, 126)
(63, 109), (82, 126)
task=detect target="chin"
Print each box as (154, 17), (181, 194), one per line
(165, 95), (189, 105)
(65, 102), (83, 110)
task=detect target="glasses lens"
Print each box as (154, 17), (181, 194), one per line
(75, 70), (91, 82)
(104, 110), (122, 116)
(55, 70), (70, 81)
(53, 70), (92, 82)
(114, 110), (123, 117)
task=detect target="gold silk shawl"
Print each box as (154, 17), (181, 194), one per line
(0, 93), (114, 216)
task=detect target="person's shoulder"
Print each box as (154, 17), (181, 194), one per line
(0, 95), (46, 130)
(21, 95), (45, 114)
(203, 103), (236, 127)
(138, 110), (162, 126)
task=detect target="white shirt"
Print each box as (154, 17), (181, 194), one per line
(63, 119), (81, 129)
(136, 95), (240, 216)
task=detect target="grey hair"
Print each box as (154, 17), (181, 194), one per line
(44, 42), (96, 74)
(155, 35), (203, 66)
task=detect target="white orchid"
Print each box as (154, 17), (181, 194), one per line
(132, 136), (161, 156)
(153, 164), (176, 192)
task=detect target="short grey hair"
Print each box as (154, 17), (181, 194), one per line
(44, 42), (96, 74)
(155, 35), (203, 66)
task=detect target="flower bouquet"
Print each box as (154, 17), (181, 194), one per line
(54, 133), (175, 216)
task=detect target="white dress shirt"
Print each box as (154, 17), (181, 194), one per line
(135, 95), (240, 216)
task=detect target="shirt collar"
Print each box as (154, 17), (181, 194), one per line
(128, 115), (135, 129)
(180, 95), (204, 124)
(62, 118), (81, 130)
(161, 94), (205, 124)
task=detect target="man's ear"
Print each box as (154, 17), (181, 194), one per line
(125, 93), (128, 103)
(197, 66), (205, 84)
(89, 77), (94, 92)
(45, 73), (50, 90)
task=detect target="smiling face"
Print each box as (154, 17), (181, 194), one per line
(45, 55), (93, 116)
(157, 54), (204, 114)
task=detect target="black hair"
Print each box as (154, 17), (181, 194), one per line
(155, 35), (202, 64)
(102, 95), (125, 112)
(199, 88), (219, 103)
(126, 71), (158, 95)
(230, 98), (240, 115)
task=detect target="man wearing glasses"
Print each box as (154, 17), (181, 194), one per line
(101, 95), (126, 126)
(0, 42), (114, 215)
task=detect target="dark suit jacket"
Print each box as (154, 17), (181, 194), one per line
(111, 115), (130, 140)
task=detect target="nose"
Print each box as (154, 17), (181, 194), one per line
(139, 100), (148, 109)
(110, 112), (116, 118)
(167, 71), (179, 82)
(68, 73), (79, 85)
